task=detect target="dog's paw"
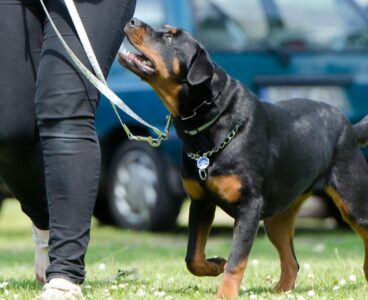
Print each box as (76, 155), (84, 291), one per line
(216, 269), (241, 300)
(206, 257), (226, 275)
(273, 281), (295, 293)
(186, 257), (226, 277)
(216, 282), (238, 300)
(207, 257), (226, 267)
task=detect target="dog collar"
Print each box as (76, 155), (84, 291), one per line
(173, 92), (223, 136)
(182, 112), (222, 136)
(187, 124), (241, 180)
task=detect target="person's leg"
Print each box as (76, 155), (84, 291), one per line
(35, 0), (136, 284)
(0, 0), (50, 284)
(0, 0), (49, 230)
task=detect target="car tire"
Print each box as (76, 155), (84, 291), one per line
(106, 141), (183, 231)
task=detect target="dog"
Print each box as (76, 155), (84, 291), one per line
(118, 17), (368, 299)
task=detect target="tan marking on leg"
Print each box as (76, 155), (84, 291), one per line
(207, 175), (242, 203)
(325, 186), (368, 280)
(264, 194), (309, 292)
(182, 179), (205, 200)
(187, 225), (207, 274)
(187, 227), (226, 276)
(325, 187), (351, 220)
(216, 258), (248, 299)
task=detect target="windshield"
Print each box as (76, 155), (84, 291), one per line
(192, 0), (368, 51)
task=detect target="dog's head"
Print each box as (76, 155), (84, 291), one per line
(118, 18), (215, 117)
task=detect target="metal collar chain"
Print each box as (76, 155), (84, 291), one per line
(187, 125), (240, 180)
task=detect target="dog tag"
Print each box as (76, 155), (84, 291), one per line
(197, 156), (209, 180)
(197, 156), (209, 170)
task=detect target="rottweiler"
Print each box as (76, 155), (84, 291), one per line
(118, 17), (368, 299)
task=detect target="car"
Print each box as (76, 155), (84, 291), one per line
(93, 0), (368, 231)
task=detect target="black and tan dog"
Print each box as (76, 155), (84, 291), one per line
(118, 17), (368, 299)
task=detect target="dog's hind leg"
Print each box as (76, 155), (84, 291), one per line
(325, 147), (368, 281)
(264, 194), (309, 292)
(325, 186), (368, 281)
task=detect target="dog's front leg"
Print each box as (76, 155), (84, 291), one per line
(185, 200), (227, 276)
(216, 198), (262, 299)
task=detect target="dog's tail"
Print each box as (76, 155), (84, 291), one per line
(353, 116), (368, 147)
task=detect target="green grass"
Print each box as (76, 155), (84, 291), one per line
(0, 199), (367, 299)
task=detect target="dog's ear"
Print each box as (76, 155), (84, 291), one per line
(187, 48), (214, 85)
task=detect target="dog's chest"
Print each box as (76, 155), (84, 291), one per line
(182, 175), (242, 204)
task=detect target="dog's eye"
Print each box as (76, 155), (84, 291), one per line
(163, 33), (173, 43)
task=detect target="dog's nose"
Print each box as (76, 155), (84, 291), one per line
(129, 17), (142, 27)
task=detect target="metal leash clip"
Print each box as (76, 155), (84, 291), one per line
(126, 115), (172, 147)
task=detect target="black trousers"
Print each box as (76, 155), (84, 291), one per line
(0, 0), (136, 283)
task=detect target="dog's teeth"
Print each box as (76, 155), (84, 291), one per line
(146, 61), (153, 66)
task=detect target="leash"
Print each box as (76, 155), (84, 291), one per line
(187, 125), (241, 180)
(39, 0), (171, 147)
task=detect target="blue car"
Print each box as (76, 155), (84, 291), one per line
(94, 0), (368, 230)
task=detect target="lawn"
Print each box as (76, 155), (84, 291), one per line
(0, 199), (367, 300)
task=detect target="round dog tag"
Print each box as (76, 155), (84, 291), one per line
(197, 156), (209, 170)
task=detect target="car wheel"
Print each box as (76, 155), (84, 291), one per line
(106, 141), (182, 231)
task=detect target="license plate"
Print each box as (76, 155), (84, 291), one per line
(259, 86), (350, 114)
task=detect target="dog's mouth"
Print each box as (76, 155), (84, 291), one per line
(118, 42), (156, 77)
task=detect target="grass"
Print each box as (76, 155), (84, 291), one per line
(0, 199), (367, 299)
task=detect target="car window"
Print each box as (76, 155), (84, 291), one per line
(192, 0), (368, 51)
(273, 0), (368, 50)
(192, 0), (268, 51)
